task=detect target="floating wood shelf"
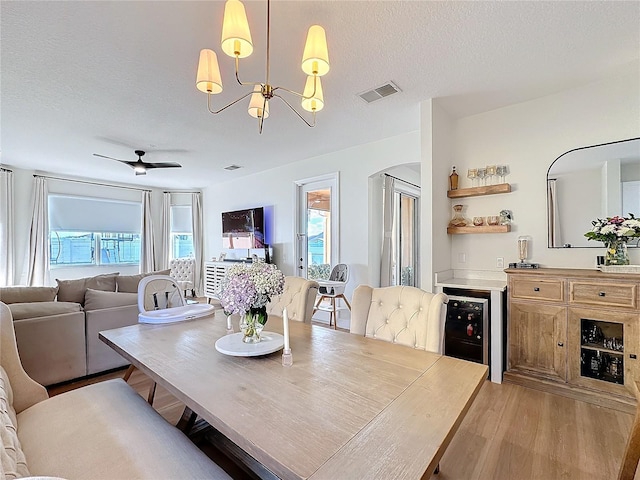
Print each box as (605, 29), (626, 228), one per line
(447, 183), (511, 199)
(447, 225), (511, 234)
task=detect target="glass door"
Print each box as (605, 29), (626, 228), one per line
(295, 174), (339, 279)
(391, 184), (419, 286)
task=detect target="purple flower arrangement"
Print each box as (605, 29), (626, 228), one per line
(219, 262), (285, 316)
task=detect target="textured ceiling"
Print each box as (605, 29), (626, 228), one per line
(1, 1), (639, 189)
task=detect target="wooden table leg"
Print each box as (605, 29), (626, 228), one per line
(176, 406), (198, 434)
(147, 381), (157, 405)
(123, 364), (136, 382)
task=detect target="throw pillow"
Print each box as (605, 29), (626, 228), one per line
(56, 273), (119, 305)
(84, 289), (138, 311)
(0, 286), (58, 305)
(116, 269), (172, 293)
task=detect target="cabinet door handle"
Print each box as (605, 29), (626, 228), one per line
(557, 342), (564, 347)
(598, 291), (606, 297)
(631, 354), (637, 359)
(533, 287), (540, 292)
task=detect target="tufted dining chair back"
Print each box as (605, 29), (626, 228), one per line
(169, 258), (195, 297)
(267, 276), (320, 323)
(350, 285), (449, 354)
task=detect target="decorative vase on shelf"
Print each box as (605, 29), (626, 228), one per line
(448, 204), (468, 227)
(604, 239), (629, 266)
(449, 166), (459, 191)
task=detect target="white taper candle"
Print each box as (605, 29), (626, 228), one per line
(283, 307), (290, 351)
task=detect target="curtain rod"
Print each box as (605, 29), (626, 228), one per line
(33, 174), (151, 192)
(382, 173), (420, 190)
(163, 191), (201, 194)
(1, 167), (13, 173)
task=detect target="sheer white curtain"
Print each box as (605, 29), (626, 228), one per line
(547, 179), (560, 247)
(380, 175), (395, 287)
(140, 191), (156, 273)
(191, 192), (204, 296)
(160, 192), (171, 270)
(0, 169), (14, 286)
(27, 177), (49, 286)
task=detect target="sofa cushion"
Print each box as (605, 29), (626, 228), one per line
(8, 302), (82, 321)
(0, 366), (30, 479)
(17, 379), (230, 479)
(116, 269), (171, 293)
(0, 287), (58, 305)
(56, 274), (119, 305)
(83, 289), (138, 311)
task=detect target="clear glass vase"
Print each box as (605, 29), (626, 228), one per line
(239, 309), (266, 343)
(604, 239), (629, 266)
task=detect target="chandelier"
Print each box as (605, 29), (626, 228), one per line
(195, 0), (330, 134)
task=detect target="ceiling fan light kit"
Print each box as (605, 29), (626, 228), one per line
(195, 0), (330, 134)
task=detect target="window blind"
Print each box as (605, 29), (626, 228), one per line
(49, 195), (142, 233)
(171, 205), (193, 234)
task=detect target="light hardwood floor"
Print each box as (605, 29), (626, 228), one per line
(50, 369), (633, 480)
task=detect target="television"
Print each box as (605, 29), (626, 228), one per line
(222, 207), (265, 249)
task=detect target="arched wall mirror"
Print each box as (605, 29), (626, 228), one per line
(547, 137), (640, 248)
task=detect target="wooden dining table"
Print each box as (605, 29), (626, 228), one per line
(100, 310), (488, 480)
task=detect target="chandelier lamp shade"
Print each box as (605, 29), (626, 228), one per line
(195, 0), (329, 134)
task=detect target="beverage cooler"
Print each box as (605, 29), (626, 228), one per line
(443, 292), (489, 366)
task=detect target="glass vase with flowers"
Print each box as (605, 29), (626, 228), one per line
(584, 214), (640, 266)
(219, 261), (285, 343)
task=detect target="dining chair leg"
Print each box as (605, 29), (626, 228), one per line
(123, 364), (136, 382)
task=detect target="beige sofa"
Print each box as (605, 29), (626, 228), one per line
(0, 271), (167, 386)
(0, 301), (230, 479)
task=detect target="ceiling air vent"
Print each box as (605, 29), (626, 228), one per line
(224, 164), (241, 171)
(358, 82), (401, 104)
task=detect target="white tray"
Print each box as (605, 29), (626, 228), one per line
(598, 265), (640, 274)
(215, 332), (284, 357)
(138, 303), (215, 324)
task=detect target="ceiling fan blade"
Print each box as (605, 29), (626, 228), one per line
(93, 153), (130, 162)
(145, 162), (182, 169)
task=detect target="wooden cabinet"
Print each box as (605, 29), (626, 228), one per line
(509, 302), (567, 382)
(505, 268), (640, 413)
(204, 261), (231, 301)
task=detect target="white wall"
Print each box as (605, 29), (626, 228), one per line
(442, 67), (640, 271)
(203, 131), (422, 301)
(8, 167), (169, 285)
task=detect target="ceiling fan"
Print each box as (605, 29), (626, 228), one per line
(93, 150), (182, 175)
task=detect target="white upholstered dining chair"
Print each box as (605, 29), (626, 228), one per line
(350, 285), (449, 354)
(267, 276), (319, 323)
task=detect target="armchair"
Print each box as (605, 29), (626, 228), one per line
(169, 257), (196, 298)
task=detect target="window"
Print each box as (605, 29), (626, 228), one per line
(170, 205), (194, 259)
(50, 232), (141, 266)
(48, 195), (142, 267)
